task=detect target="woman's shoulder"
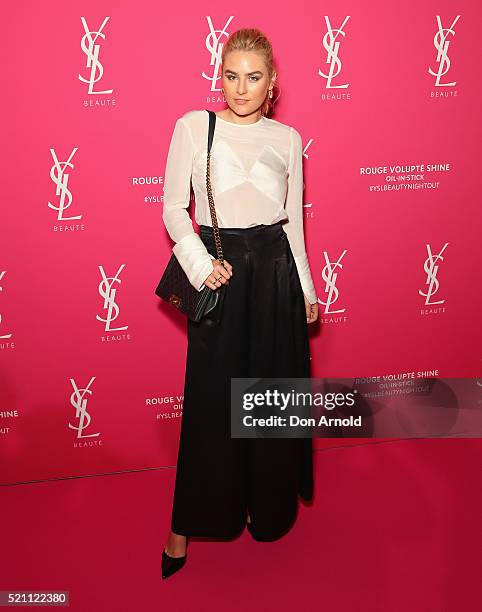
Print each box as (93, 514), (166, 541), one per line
(171, 110), (208, 142)
(264, 116), (301, 140)
(176, 109), (207, 126)
(176, 109), (297, 132)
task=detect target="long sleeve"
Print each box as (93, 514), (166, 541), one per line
(162, 116), (214, 291)
(282, 127), (318, 304)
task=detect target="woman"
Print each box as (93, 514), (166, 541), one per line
(161, 28), (318, 579)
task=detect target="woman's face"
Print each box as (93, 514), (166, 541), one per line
(220, 50), (275, 117)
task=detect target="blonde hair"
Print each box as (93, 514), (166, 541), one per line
(221, 28), (279, 117)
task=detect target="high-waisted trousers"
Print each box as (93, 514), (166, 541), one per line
(170, 221), (313, 541)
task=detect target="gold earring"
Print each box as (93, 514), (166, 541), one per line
(268, 89), (273, 99)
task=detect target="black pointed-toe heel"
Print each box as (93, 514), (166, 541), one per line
(161, 542), (187, 579)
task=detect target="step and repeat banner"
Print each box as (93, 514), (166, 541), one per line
(1, 1), (480, 484)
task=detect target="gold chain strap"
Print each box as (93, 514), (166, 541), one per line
(206, 150), (224, 263)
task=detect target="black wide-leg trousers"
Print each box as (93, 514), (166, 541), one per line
(170, 221), (314, 541)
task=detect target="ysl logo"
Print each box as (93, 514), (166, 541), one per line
(428, 15), (461, 86)
(418, 243), (449, 305)
(48, 148), (82, 221)
(318, 250), (348, 314)
(96, 265), (128, 332)
(0, 271), (12, 339)
(302, 138), (313, 209)
(78, 17), (114, 94)
(302, 138), (313, 160)
(318, 16), (350, 89)
(201, 16), (234, 91)
(68, 377), (100, 439)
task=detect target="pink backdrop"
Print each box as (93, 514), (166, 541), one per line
(1, 1), (480, 484)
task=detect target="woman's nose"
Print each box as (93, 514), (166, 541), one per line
(237, 81), (248, 94)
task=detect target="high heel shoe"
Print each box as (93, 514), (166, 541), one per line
(161, 539), (188, 579)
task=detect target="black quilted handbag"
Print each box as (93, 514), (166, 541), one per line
(155, 109), (227, 322)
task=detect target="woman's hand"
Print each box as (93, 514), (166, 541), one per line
(304, 295), (318, 324)
(202, 259), (233, 290)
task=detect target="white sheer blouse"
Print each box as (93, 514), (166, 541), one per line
(161, 109), (317, 304)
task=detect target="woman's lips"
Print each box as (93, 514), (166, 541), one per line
(234, 99), (248, 105)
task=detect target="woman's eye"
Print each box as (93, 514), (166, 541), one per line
(225, 75), (260, 81)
